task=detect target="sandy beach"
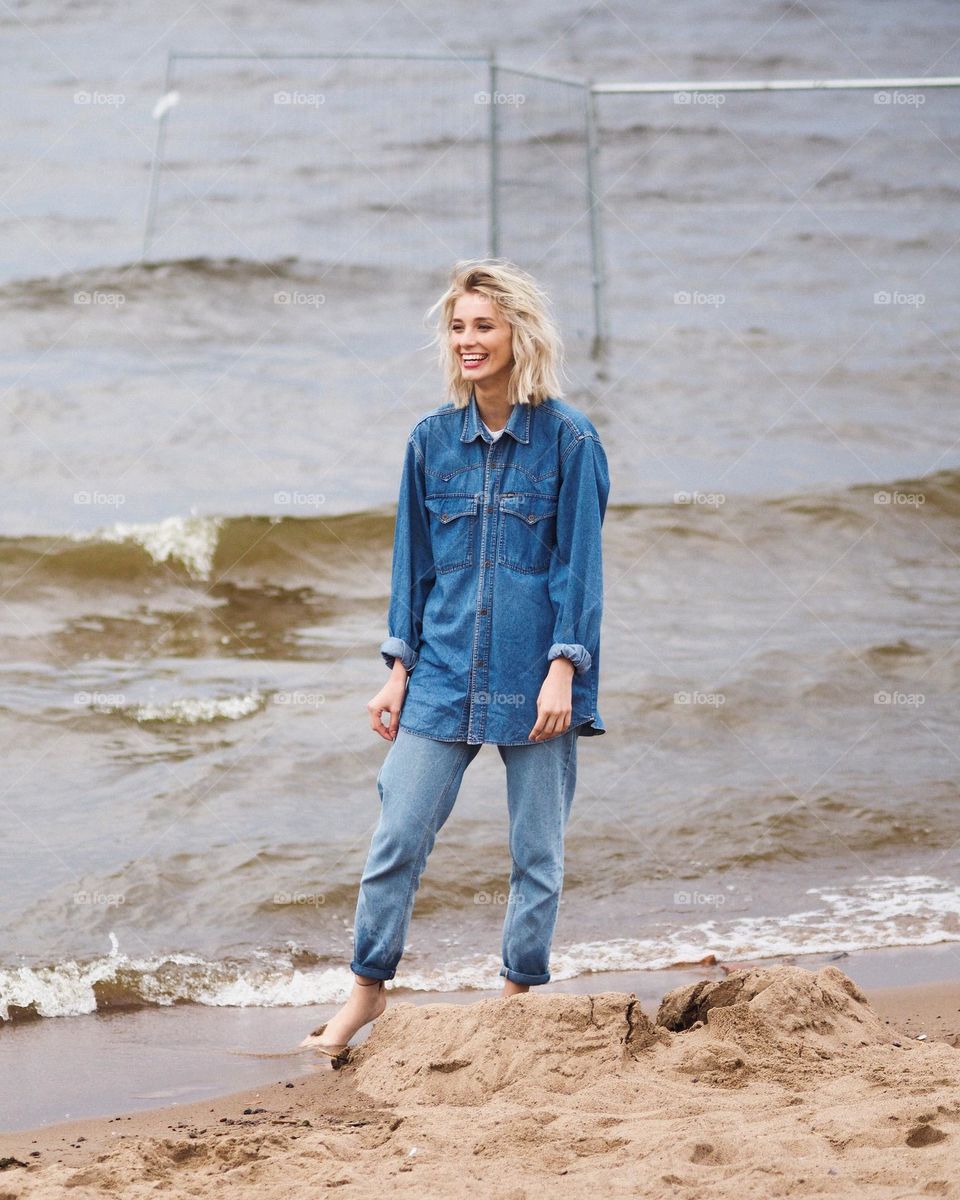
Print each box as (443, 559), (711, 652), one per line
(2, 959), (957, 1199)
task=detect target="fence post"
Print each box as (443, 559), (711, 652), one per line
(142, 50), (177, 261)
(488, 51), (499, 258)
(585, 81), (606, 358)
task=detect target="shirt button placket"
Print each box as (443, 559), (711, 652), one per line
(468, 436), (499, 743)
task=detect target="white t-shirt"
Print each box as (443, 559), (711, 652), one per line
(482, 420), (505, 441)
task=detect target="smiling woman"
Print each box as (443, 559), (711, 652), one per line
(301, 259), (610, 1063)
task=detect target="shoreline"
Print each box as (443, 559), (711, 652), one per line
(1, 942), (958, 1145)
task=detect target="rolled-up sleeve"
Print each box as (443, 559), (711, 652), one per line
(380, 436), (435, 671)
(546, 433), (609, 676)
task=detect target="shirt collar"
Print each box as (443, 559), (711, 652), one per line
(459, 388), (532, 444)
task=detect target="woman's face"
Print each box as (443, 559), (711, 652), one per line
(450, 292), (514, 392)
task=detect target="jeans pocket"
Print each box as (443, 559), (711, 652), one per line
(424, 493), (480, 573)
(498, 493), (557, 574)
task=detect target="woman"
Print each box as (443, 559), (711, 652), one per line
(303, 259), (610, 1063)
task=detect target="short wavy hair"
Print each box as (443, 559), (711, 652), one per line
(425, 259), (565, 409)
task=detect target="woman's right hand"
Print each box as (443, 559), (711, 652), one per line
(367, 666), (409, 741)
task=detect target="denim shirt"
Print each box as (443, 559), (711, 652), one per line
(380, 391), (610, 745)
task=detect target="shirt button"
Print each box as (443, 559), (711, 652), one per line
(479, 608), (488, 615)
(484, 560), (492, 567)
(476, 659), (484, 667)
(486, 505), (493, 513)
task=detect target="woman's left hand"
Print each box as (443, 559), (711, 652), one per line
(528, 657), (575, 741)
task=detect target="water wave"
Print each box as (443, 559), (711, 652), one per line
(3, 875), (956, 1023)
(2, 467), (955, 588)
(0, 254), (387, 311)
(89, 690), (266, 725)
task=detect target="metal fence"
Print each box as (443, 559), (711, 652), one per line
(144, 54), (960, 356)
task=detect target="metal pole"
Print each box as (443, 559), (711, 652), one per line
(488, 51), (499, 258)
(591, 75), (960, 93)
(172, 50), (491, 62)
(584, 80), (606, 359)
(142, 50), (177, 261)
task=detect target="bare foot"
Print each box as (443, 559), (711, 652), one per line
(502, 979), (530, 997)
(299, 975), (388, 1050)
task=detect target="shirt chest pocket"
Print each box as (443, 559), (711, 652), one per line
(498, 493), (558, 574)
(424, 493), (480, 573)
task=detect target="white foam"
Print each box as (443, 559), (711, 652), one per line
(393, 874), (960, 991)
(71, 513), (223, 580)
(92, 690), (265, 724)
(3, 875), (958, 1020)
(0, 942), (357, 1021)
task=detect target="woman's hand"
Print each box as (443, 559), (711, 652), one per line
(528, 657), (575, 741)
(367, 663), (409, 741)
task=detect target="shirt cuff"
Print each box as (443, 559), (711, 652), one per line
(380, 636), (418, 672)
(547, 642), (592, 675)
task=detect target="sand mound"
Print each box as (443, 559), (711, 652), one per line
(350, 989), (668, 1106)
(350, 964), (918, 1106)
(656, 964), (894, 1087)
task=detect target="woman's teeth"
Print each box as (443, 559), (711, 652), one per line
(462, 354), (488, 368)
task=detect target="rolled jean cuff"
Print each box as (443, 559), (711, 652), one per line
(380, 636), (418, 671)
(500, 965), (551, 986)
(547, 642), (592, 675)
(349, 961), (396, 982)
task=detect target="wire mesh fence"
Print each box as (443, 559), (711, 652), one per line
(144, 53), (493, 270)
(144, 55), (960, 358)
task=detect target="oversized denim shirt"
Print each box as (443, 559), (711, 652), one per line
(380, 391), (609, 746)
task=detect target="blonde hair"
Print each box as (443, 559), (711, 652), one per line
(425, 259), (565, 408)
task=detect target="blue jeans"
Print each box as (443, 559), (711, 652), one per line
(350, 725), (579, 986)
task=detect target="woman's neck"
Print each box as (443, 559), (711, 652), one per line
(473, 382), (511, 431)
